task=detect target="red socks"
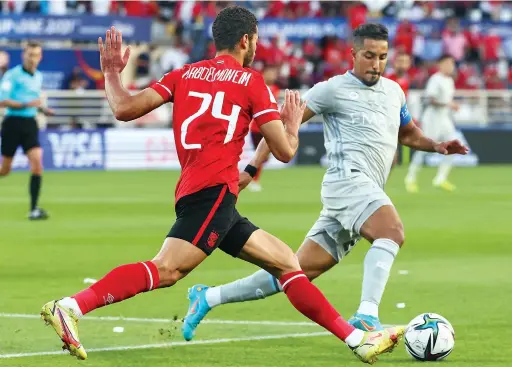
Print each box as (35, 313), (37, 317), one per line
(280, 271), (355, 341)
(73, 261), (159, 315)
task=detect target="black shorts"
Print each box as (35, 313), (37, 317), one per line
(251, 131), (264, 149)
(0, 116), (40, 157)
(167, 185), (259, 257)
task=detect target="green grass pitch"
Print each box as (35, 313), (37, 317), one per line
(1, 166), (511, 366)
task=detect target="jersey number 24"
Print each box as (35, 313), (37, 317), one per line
(182, 91), (241, 150)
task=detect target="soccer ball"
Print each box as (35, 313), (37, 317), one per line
(404, 313), (455, 361)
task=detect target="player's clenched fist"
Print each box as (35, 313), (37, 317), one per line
(280, 89), (306, 132)
(98, 26), (131, 74)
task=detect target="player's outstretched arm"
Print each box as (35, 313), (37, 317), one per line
(249, 104), (315, 167)
(398, 121), (468, 155)
(259, 90), (305, 163)
(99, 26), (165, 121)
(240, 92), (313, 191)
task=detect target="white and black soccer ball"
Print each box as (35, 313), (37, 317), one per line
(404, 313), (455, 361)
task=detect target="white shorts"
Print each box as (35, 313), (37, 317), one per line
(305, 173), (393, 262)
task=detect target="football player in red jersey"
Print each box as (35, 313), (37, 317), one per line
(385, 52), (411, 168)
(39, 7), (403, 363)
(247, 65), (280, 192)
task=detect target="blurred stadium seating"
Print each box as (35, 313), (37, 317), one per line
(1, 1), (511, 129)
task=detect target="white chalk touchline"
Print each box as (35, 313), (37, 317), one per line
(0, 331), (331, 359)
(0, 313), (319, 326)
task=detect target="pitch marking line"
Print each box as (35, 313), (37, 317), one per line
(0, 331), (331, 359)
(0, 313), (319, 326)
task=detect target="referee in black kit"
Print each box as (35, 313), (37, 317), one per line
(0, 41), (54, 220)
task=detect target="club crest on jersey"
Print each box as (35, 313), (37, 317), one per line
(349, 91), (359, 100)
(207, 231), (219, 248)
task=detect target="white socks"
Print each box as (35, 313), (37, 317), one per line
(345, 329), (365, 347)
(433, 156), (454, 185)
(405, 151), (426, 183)
(58, 297), (83, 319)
(357, 301), (379, 318)
(358, 239), (400, 318)
(205, 287), (222, 308)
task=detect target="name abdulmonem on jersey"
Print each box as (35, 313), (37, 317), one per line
(182, 67), (252, 86)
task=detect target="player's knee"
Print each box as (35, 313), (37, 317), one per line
(304, 269), (321, 281)
(152, 260), (190, 287)
(29, 161), (43, 175)
(273, 251), (301, 278)
(387, 222), (405, 247)
(0, 166), (10, 176)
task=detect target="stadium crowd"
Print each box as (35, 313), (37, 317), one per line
(1, 1), (512, 90)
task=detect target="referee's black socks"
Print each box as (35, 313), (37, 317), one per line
(30, 174), (42, 211)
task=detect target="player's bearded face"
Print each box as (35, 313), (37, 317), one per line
(243, 34), (257, 67)
(353, 39), (388, 86)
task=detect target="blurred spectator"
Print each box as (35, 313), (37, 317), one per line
(112, 0), (158, 17)
(442, 18), (468, 62)
(3, 0), (512, 90)
(455, 63), (482, 89)
(129, 52), (155, 90)
(286, 49), (308, 89)
(65, 67), (89, 90)
(90, 0), (112, 16)
(503, 38), (512, 61)
(394, 20), (416, 55)
(362, 0), (391, 17)
(464, 25), (482, 62)
(385, 53), (412, 95)
(480, 0), (503, 21)
(484, 64), (506, 89)
(159, 39), (189, 74)
(481, 28), (502, 62)
(415, 31), (443, 63)
(347, 2), (367, 30)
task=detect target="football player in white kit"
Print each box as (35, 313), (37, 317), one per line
(405, 55), (460, 192)
(181, 24), (468, 347)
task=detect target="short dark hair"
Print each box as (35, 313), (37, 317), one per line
(438, 54), (454, 62)
(353, 23), (389, 49)
(25, 40), (42, 49)
(212, 6), (258, 51)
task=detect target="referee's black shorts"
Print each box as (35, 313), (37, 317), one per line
(167, 185), (259, 257)
(0, 116), (40, 157)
